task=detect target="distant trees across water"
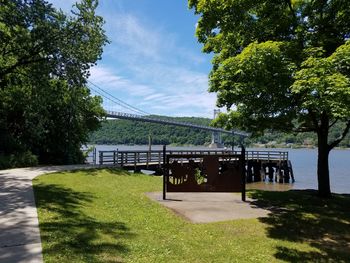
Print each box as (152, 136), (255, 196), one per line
(89, 118), (350, 148)
(89, 117), (213, 146)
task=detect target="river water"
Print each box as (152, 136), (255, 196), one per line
(88, 145), (350, 194)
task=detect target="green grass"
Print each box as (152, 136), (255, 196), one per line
(33, 169), (350, 262)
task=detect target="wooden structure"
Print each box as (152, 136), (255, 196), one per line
(163, 147), (246, 201)
(94, 148), (294, 184)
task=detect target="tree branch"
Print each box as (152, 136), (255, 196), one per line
(286, 0), (297, 19)
(328, 118), (339, 129)
(293, 127), (316, 133)
(328, 120), (350, 150)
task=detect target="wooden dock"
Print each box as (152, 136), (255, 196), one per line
(89, 149), (294, 184)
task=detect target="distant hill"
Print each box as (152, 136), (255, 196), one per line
(89, 116), (215, 146)
(89, 117), (350, 148)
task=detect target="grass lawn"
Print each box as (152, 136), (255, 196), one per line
(33, 169), (350, 263)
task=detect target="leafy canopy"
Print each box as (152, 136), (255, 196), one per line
(189, 0), (350, 142)
(0, 0), (108, 165)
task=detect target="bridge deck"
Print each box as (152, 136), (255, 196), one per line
(106, 111), (249, 136)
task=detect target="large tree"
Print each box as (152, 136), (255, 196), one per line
(189, 0), (350, 197)
(0, 0), (107, 165)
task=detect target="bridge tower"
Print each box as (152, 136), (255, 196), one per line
(209, 109), (224, 148)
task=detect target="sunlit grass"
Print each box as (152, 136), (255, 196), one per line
(33, 169), (350, 262)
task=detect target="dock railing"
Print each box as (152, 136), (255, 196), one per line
(95, 149), (289, 167)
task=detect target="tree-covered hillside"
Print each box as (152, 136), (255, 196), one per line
(89, 117), (214, 146)
(89, 117), (350, 148)
(246, 121), (350, 148)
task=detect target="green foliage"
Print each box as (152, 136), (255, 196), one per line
(33, 169), (350, 262)
(0, 0), (108, 165)
(210, 41), (297, 133)
(0, 151), (38, 169)
(292, 44), (350, 121)
(245, 121), (350, 148)
(189, 0), (350, 196)
(89, 117), (215, 146)
(194, 168), (205, 184)
(90, 117), (350, 148)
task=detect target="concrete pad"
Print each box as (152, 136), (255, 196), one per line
(146, 192), (270, 223)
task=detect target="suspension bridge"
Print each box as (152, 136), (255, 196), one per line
(86, 81), (295, 184)
(88, 81), (249, 147)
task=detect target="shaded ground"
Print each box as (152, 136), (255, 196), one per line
(250, 190), (350, 262)
(35, 183), (132, 262)
(34, 169), (136, 262)
(33, 169), (350, 262)
(0, 165), (111, 262)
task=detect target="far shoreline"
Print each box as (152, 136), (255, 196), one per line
(86, 143), (350, 151)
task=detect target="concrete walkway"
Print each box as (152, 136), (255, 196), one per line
(0, 165), (93, 263)
(146, 192), (270, 223)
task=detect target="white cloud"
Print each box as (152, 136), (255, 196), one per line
(89, 66), (154, 97)
(105, 14), (168, 61)
(104, 11), (205, 66)
(143, 93), (167, 101)
(48, 1), (217, 117)
(89, 64), (217, 117)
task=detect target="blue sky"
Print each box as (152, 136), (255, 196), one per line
(48, 0), (217, 118)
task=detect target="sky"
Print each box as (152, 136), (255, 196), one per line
(48, 0), (217, 118)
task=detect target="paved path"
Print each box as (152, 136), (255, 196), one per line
(146, 192), (270, 223)
(0, 165), (94, 263)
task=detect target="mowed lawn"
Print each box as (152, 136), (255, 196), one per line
(33, 169), (350, 263)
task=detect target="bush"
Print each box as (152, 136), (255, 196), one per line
(0, 151), (38, 169)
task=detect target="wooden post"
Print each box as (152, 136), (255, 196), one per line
(146, 152), (149, 168)
(93, 148), (97, 165)
(241, 145), (246, 202)
(113, 151), (116, 165)
(99, 151), (103, 165)
(148, 133), (152, 161)
(232, 131), (235, 151)
(163, 145), (167, 200)
(134, 152), (137, 172)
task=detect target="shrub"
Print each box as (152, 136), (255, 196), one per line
(0, 151), (38, 169)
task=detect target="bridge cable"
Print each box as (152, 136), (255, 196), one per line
(87, 80), (150, 115)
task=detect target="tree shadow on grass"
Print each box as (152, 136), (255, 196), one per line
(250, 190), (350, 262)
(34, 183), (135, 262)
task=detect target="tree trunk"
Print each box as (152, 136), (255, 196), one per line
(317, 130), (331, 198)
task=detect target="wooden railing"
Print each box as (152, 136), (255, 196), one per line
(243, 150), (288, 162)
(96, 150), (289, 166)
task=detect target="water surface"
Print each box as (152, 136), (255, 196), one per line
(88, 145), (350, 194)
